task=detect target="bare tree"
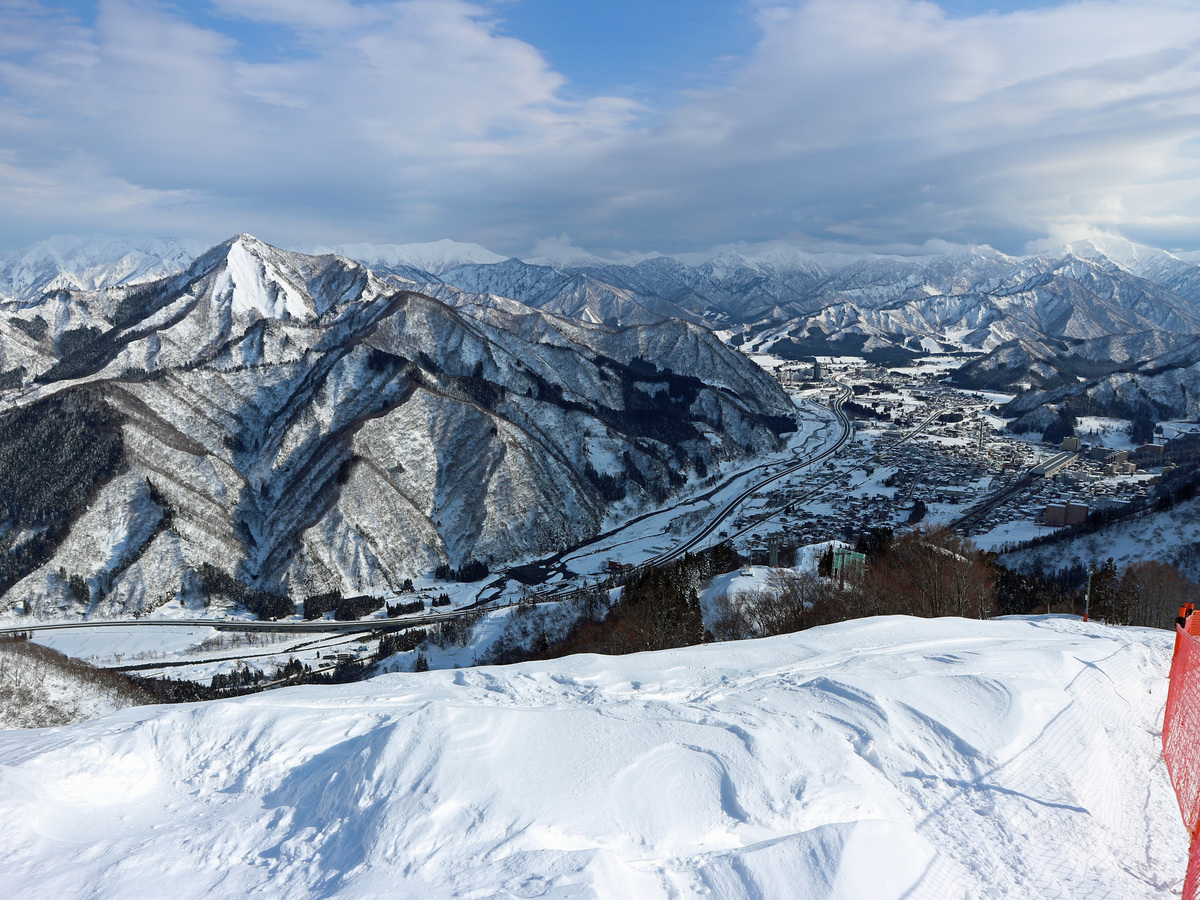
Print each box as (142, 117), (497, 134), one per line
(1118, 561), (1198, 629)
(867, 527), (994, 619)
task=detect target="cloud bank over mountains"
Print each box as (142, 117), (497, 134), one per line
(1, 0), (1198, 256)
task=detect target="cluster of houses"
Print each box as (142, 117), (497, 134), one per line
(742, 362), (1200, 557)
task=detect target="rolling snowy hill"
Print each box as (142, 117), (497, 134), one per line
(0, 637), (151, 728)
(0, 615), (1183, 899)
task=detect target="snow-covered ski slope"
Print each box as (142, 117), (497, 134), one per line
(0, 616), (1184, 899)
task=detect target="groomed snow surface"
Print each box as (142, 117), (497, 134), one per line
(0, 616), (1185, 899)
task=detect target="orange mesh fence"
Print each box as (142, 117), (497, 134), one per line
(1165, 612), (1200, 900)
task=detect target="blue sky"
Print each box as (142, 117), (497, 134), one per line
(493, 1), (759, 100)
(1, 0), (1198, 256)
(496, 0), (1070, 97)
(41, 1), (1077, 97)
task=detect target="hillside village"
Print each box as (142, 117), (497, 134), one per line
(714, 354), (1200, 570)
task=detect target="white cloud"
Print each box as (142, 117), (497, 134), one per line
(0, 0), (1198, 255)
(0, 0), (641, 248)
(209, 0), (373, 31)
(597, 0), (1200, 252)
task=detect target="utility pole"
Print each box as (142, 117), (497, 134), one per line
(1084, 567), (1092, 623)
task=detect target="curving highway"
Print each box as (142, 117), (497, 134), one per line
(0, 381), (866, 639)
(642, 382), (854, 565)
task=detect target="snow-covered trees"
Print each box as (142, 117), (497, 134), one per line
(0, 390), (123, 594)
(713, 569), (843, 641)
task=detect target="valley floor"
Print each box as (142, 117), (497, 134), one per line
(0, 615), (1184, 899)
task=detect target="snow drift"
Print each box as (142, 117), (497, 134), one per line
(0, 615), (1183, 899)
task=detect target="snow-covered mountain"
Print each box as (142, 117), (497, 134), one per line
(9, 233), (1199, 350)
(0, 616), (1181, 897)
(7, 231), (1200, 428)
(323, 236), (1200, 360)
(432, 258), (709, 327)
(995, 349), (1200, 427)
(0, 236), (795, 618)
(0, 235), (207, 305)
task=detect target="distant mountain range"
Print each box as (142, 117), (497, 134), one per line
(0, 235), (207, 305)
(0, 235), (794, 617)
(4, 229), (1200, 472)
(341, 234), (1200, 423)
(6, 232), (1199, 344)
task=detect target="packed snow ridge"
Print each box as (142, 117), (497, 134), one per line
(0, 616), (1183, 899)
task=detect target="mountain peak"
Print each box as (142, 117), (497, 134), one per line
(183, 234), (343, 322)
(1060, 235), (1182, 274)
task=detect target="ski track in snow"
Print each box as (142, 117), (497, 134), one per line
(0, 615), (1184, 899)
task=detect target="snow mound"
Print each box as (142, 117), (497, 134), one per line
(0, 616), (1183, 898)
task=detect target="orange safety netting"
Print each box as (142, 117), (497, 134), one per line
(1165, 612), (1200, 899)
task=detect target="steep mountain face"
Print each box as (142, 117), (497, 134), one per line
(0, 237), (794, 618)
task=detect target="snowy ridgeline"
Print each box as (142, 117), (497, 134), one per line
(0, 616), (1183, 899)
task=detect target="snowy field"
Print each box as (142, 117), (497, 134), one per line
(32, 623), (221, 665)
(1004, 495), (1200, 579)
(26, 623), (378, 684)
(1075, 416), (1137, 451)
(972, 518), (1057, 551)
(0, 615), (1183, 899)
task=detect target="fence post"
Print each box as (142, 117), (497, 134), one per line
(1176, 604), (1196, 658)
